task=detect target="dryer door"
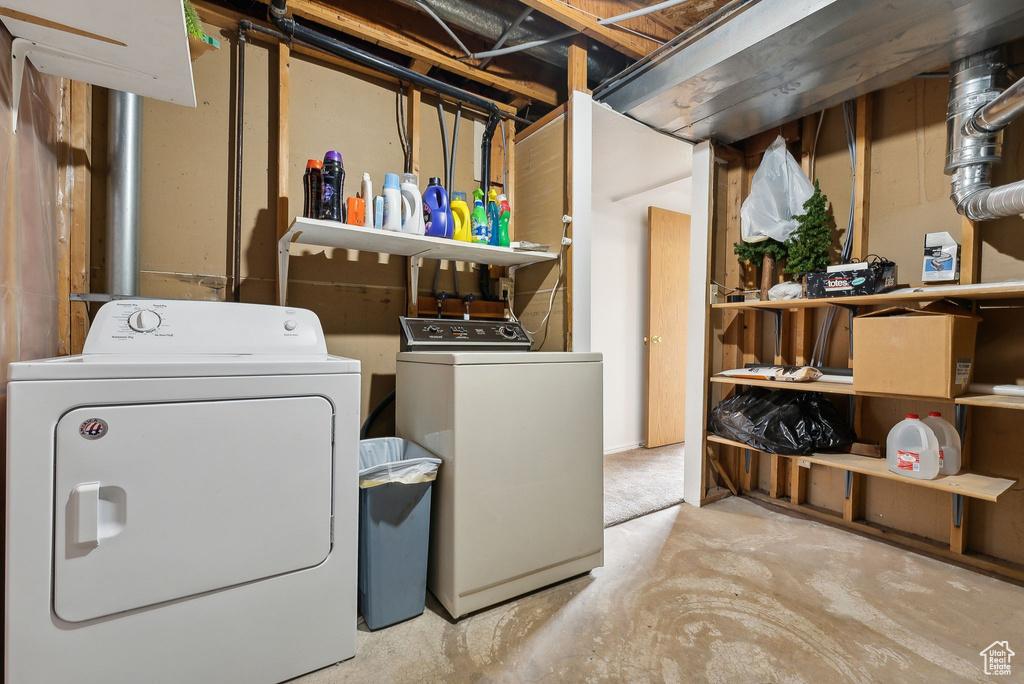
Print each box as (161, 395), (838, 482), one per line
(53, 396), (334, 622)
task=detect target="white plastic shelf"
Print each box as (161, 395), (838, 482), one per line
(277, 217), (558, 304)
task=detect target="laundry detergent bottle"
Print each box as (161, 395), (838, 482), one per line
(496, 193), (511, 247)
(382, 173), (402, 232)
(886, 414), (940, 480)
(400, 173), (424, 235)
(470, 188), (488, 244)
(486, 188), (500, 245)
(360, 172), (373, 228)
(423, 177), (452, 238)
(451, 191), (472, 242)
(923, 411), (962, 475)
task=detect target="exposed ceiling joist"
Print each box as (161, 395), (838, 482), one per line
(518, 0), (658, 60)
(193, 1), (519, 115)
(267, 0), (560, 106)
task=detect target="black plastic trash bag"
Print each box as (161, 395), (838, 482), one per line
(708, 387), (856, 455)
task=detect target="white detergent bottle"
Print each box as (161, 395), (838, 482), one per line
(923, 411), (962, 475)
(360, 173), (373, 228)
(886, 413), (940, 480)
(382, 173), (403, 232)
(400, 172), (424, 235)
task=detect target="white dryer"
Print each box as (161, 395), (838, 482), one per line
(5, 299), (360, 684)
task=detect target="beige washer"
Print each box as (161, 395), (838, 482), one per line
(396, 351), (604, 619)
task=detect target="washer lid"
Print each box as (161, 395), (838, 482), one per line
(8, 353), (360, 380)
(396, 351), (603, 365)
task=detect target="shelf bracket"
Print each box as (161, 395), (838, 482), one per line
(955, 404), (968, 443)
(745, 449), (751, 474)
(844, 470), (853, 499)
(952, 493), (964, 528)
(409, 257), (421, 307)
(764, 308), (783, 357)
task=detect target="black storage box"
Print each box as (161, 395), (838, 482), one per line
(806, 260), (897, 299)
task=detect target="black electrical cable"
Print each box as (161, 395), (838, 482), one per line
(360, 390), (396, 439)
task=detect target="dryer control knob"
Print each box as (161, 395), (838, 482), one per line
(128, 309), (161, 332)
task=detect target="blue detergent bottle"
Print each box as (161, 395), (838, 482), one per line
(486, 188), (500, 245)
(423, 177), (452, 238)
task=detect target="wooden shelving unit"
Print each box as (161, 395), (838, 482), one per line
(276, 217), (557, 304)
(706, 434), (1016, 502)
(701, 135), (1024, 582)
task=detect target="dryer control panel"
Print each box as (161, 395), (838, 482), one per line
(399, 316), (532, 352)
(82, 300), (327, 355)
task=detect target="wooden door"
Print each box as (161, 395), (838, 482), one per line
(645, 207), (690, 447)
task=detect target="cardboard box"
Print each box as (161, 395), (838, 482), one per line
(922, 231), (960, 283)
(853, 302), (979, 398)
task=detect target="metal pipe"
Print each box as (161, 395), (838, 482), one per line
(106, 90), (142, 296)
(946, 47), (1024, 220)
(479, 7), (533, 70)
(414, 0), (472, 58)
(267, 0), (499, 193)
(389, 0), (627, 81)
(966, 71), (1024, 135)
(233, 26), (246, 302)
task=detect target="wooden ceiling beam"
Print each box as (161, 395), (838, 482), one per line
(277, 0), (560, 106)
(518, 0), (658, 60)
(193, 1), (517, 115)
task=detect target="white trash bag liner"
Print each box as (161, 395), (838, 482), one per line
(358, 437), (442, 489)
(740, 135), (814, 244)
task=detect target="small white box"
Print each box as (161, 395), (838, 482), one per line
(922, 231), (960, 283)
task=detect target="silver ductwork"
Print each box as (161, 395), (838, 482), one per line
(946, 48), (1024, 221)
(106, 90), (142, 296)
(391, 0), (628, 83)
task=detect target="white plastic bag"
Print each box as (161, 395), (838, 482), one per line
(358, 437), (442, 489)
(740, 135), (814, 244)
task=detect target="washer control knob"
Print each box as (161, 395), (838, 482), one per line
(284, 319), (297, 331)
(128, 309), (161, 332)
(498, 325), (518, 339)
(426, 325), (442, 334)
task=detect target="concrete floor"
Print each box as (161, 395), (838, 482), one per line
(295, 497), (1024, 683)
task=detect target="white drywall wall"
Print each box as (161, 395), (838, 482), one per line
(589, 102), (693, 453)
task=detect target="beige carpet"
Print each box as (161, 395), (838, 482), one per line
(293, 497), (1024, 683)
(603, 442), (686, 527)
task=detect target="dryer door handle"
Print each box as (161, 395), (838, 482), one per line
(72, 482), (101, 548)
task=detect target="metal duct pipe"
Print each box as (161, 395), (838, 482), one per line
(388, 0), (627, 82)
(945, 48), (1024, 220)
(965, 70), (1024, 136)
(106, 90), (142, 296)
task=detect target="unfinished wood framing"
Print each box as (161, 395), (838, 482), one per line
(567, 35), (590, 96)
(702, 82), (1024, 582)
(518, 0), (657, 59)
(69, 80), (91, 354)
(278, 0), (560, 106)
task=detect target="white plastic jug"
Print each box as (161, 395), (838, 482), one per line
(400, 173), (424, 235)
(887, 414), (940, 480)
(923, 411), (962, 475)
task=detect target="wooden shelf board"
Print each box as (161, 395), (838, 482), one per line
(282, 217), (558, 267)
(712, 283), (1024, 311)
(706, 434), (1015, 502)
(955, 393), (1024, 410)
(711, 375), (856, 395)
(711, 376), (1024, 410)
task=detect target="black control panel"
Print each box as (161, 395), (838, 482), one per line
(399, 316), (533, 351)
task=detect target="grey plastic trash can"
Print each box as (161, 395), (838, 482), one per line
(358, 437), (442, 630)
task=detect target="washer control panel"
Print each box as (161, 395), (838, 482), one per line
(399, 317), (532, 351)
(82, 300), (326, 355)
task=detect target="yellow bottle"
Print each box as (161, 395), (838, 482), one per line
(451, 191), (472, 242)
